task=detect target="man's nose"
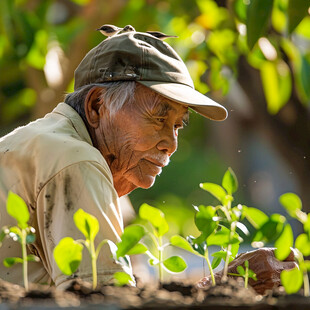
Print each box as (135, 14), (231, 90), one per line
(156, 127), (178, 156)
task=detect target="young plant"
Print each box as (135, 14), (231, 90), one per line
(1, 191), (39, 291)
(53, 208), (113, 290)
(227, 260), (257, 288)
(115, 203), (187, 284)
(277, 193), (310, 296)
(198, 168), (248, 280)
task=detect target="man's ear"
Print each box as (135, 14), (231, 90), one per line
(84, 87), (105, 129)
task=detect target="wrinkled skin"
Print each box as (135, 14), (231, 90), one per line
(84, 84), (188, 197)
(197, 248), (298, 295)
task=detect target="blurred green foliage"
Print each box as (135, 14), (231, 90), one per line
(0, 0), (309, 233)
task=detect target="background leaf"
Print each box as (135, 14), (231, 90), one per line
(113, 271), (133, 287)
(246, 0), (274, 49)
(275, 224), (294, 260)
(287, 0), (310, 33)
(3, 257), (23, 267)
(295, 233), (310, 256)
(199, 183), (227, 204)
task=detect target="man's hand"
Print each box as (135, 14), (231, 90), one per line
(197, 248), (298, 295)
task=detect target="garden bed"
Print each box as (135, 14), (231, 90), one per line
(1, 277), (310, 310)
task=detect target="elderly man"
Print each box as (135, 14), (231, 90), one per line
(0, 26), (295, 291)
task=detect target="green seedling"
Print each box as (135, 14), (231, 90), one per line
(228, 260), (257, 288)
(115, 203), (187, 284)
(277, 193), (310, 296)
(1, 191), (39, 291)
(199, 168), (247, 280)
(53, 208), (113, 290)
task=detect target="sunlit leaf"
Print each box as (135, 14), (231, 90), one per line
(279, 193), (303, 219)
(195, 205), (217, 239)
(237, 265), (245, 276)
(222, 167), (238, 195)
(116, 225), (145, 258)
(233, 0), (247, 23)
(211, 256), (222, 269)
(113, 272), (134, 287)
(243, 207), (268, 229)
(170, 235), (202, 256)
(246, 0), (274, 49)
(281, 267), (303, 294)
(295, 233), (310, 256)
(6, 191), (29, 229)
(199, 183), (227, 204)
(162, 256), (187, 273)
(73, 209), (99, 241)
(275, 224), (294, 260)
(287, 0), (309, 34)
(3, 257), (23, 267)
(139, 204), (168, 237)
(53, 237), (83, 275)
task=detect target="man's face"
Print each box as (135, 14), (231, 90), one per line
(96, 84), (189, 196)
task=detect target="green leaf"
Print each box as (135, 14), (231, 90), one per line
(275, 224), (294, 260)
(162, 256), (187, 273)
(3, 257), (23, 267)
(237, 265), (245, 276)
(281, 268), (303, 294)
(139, 204), (168, 237)
(53, 237), (83, 275)
(195, 205), (217, 239)
(207, 227), (240, 246)
(126, 243), (148, 256)
(199, 183), (227, 204)
(246, 0), (274, 49)
(222, 168), (238, 195)
(295, 233), (310, 256)
(6, 191), (30, 229)
(113, 272), (133, 287)
(244, 207), (269, 229)
(211, 256), (222, 269)
(287, 0), (309, 33)
(170, 235), (202, 256)
(116, 225), (146, 258)
(279, 193), (302, 219)
(27, 254), (39, 262)
(260, 60), (292, 115)
(211, 250), (227, 268)
(73, 209), (99, 241)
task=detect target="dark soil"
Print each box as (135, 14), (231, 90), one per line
(1, 277), (310, 309)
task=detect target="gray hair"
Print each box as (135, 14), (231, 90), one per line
(64, 81), (136, 124)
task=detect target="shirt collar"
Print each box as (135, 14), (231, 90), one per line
(52, 103), (93, 146)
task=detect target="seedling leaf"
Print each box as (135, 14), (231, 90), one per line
(3, 257), (23, 267)
(199, 183), (227, 204)
(275, 224), (294, 261)
(73, 209), (99, 241)
(279, 193), (302, 219)
(211, 256), (222, 269)
(162, 256), (187, 273)
(113, 272), (134, 286)
(53, 237), (83, 275)
(222, 168), (238, 195)
(295, 233), (310, 256)
(126, 243), (148, 256)
(281, 267), (303, 294)
(6, 191), (29, 229)
(244, 207), (268, 229)
(195, 206), (217, 239)
(139, 204), (168, 237)
(27, 254), (40, 262)
(116, 225), (146, 258)
(237, 265), (245, 276)
(170, 235), (201, 256)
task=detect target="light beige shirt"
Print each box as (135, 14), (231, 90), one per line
(0, 103), (131, 287)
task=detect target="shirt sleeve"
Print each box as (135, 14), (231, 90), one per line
(35, 160), (131, 287)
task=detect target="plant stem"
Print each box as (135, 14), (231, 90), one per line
(21, 229), (28, 291)
(204, 249), (215, 286)
(223, 221), (236, 281)
(244, 266), (248, 289)
(90, 240), (97, 290)
(303, 269), (309, 297)
(158, 236), (163, 285)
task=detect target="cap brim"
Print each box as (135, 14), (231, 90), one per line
(138, 81), (228, 121)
